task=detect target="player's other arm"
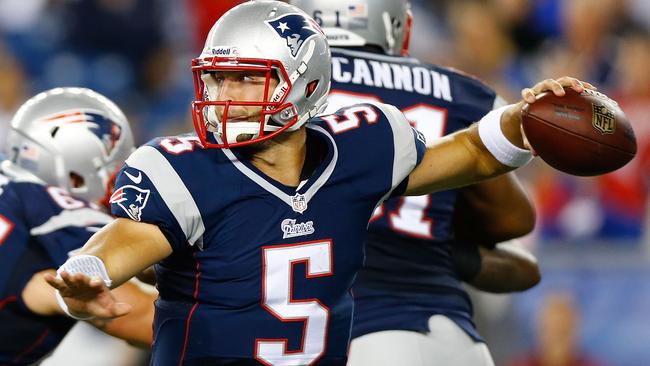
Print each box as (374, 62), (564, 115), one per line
(454, 173), (535, 244)
(404, 77), (592, 196)
(135, 266), (157, 285)
(45, 218), (172, 320)
(23, 269), (156, 347)
(456, 241), (541, 293)
(450, 174), (540, 292)
(90, 281), (157, 348)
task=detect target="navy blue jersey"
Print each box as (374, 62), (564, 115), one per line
(110, 104), (425, 365)
(0, 164), (113, 365)
(327, 48), (501, 342)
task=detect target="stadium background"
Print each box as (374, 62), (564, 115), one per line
(0, 0), (648, 365)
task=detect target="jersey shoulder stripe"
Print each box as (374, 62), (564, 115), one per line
(125, 145), (205, 247)
(314, 102), (425, 201)
(364, 102), (422, 192)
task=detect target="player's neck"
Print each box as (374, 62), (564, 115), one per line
(248, 128), (307, 187)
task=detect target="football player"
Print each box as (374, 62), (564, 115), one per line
(46, 2), (592, 365)
(290, 0), (540, 364)
(0, 88), (155, 365)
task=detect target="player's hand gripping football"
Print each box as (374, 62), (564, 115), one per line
(513, 76), (597, 153)
(45, 271), (132, 320)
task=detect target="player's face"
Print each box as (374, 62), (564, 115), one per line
(205, 70), (279, 122)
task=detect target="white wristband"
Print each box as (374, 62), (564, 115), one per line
(57, 254), (113, 288)
(55, 290), (95, 320)
(478, 105), (533, 167)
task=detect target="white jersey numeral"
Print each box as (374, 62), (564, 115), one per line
(47, 187), (86, 210)
(320, 105), (379, 134)
(326, 92), (447, 239)
(402, 104), (446, 144)
(256, 240), (333, 366)
(389, 195), (434, 239)
(159, 136), (202, 154)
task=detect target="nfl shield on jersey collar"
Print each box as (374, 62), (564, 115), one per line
(221, 124), (338, 214)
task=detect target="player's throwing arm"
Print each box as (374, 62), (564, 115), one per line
(404, 77), (602, 196)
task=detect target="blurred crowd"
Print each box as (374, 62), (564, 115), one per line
(1, 1), (649, 365)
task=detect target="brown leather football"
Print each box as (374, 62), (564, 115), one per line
(521, 88), (637, 176)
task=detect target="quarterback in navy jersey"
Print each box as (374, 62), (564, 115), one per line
(0, 88), (155, 365)
(291, 0), (541, 364)
(48, 2), (592, 365)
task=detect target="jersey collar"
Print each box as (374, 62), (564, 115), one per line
(220, 125), (338, 214)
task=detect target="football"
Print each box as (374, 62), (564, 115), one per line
(521, 88), (637, 176)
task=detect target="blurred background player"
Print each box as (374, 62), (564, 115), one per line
(290, 0), (540, 364)
(0, 87), (155, 365)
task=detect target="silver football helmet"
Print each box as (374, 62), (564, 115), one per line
(290, 0), (412, 56)
(6, 87), (134, 204)
(191, 0), (331, 148)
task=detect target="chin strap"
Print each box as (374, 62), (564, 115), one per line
(218, 121), (281, 144)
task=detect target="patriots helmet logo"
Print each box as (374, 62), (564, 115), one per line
(109, 184), (151, 221)
(266, 14), (321, 58)
(44, 110), (123, 156)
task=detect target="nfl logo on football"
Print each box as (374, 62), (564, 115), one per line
(291, 193), (308, 213)
(592, 103), (616, 134)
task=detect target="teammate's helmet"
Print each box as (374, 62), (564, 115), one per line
(6, 87), (134, 204)
(191, 0), (331, 148)
(290, 0), (412, 56)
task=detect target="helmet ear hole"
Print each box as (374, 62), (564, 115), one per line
(69, 171), (85, 189)
(305, 80), (319, 98)
(9, 146), (19, 163)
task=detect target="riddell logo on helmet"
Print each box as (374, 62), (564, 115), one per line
(271, 85), (289, 103)
(210, 47), (237, 56)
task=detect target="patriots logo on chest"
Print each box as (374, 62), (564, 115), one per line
(109, 185), (150, 221)
(266, 13), (322, 58)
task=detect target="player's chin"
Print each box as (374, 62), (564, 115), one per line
(232, 135), (273, 156)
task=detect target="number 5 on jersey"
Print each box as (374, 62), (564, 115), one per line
(256, 240), (333, 366)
